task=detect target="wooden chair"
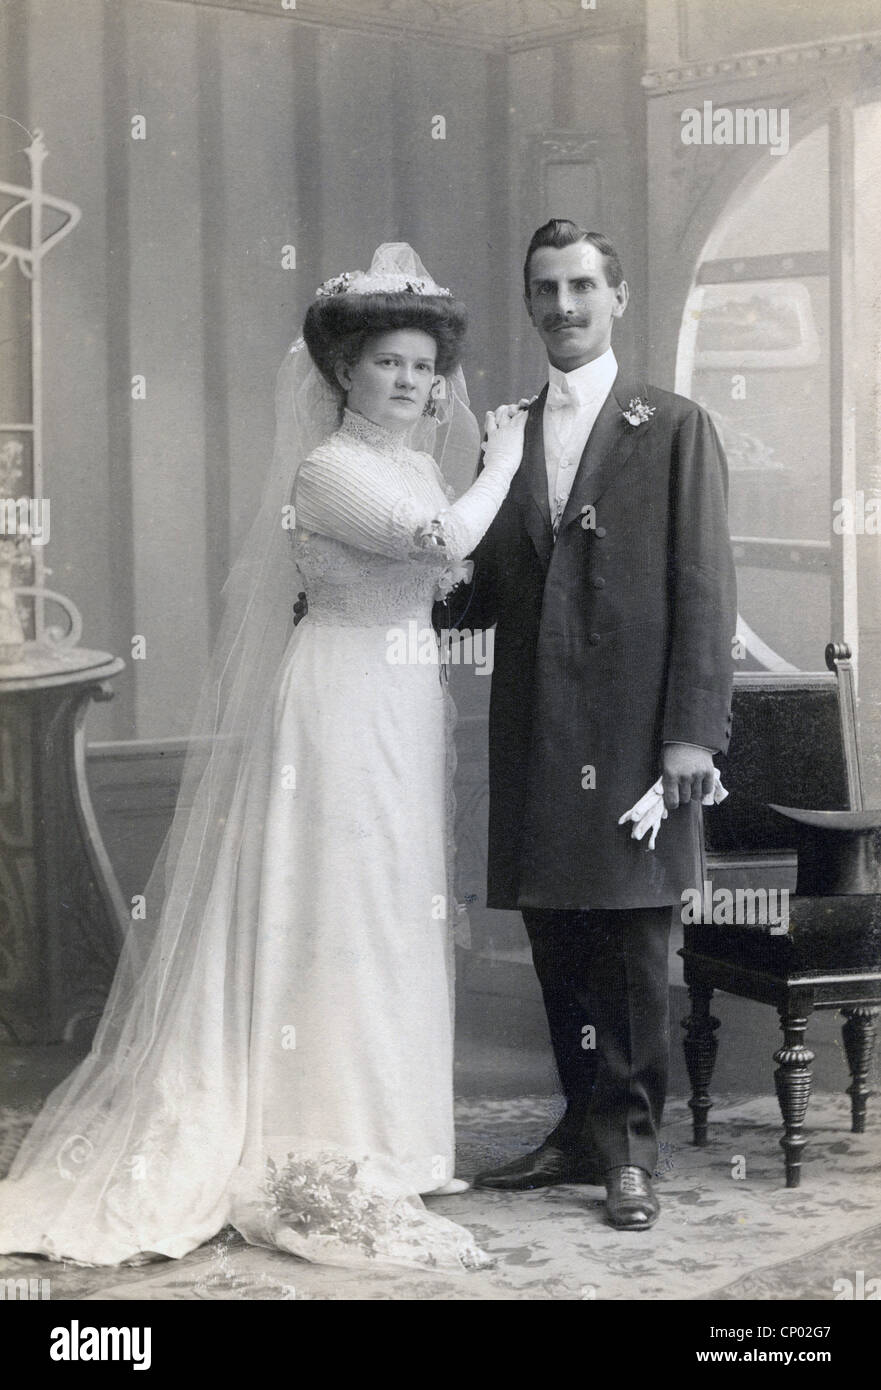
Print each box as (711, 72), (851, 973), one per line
(680, 643), (881, 1187)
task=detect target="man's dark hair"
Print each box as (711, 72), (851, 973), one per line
(523, 220), (624, 296)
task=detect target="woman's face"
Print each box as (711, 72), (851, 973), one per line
(336, 329), (440, 432)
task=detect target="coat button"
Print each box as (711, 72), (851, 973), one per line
(588, 632), (601, 645)
(594, 526), (607, 538)
(592, 577), (605, 589)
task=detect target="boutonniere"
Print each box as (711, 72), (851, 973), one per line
(622, 397), (656, 427)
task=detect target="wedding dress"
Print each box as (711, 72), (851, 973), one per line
(0, 391), (519, 1271)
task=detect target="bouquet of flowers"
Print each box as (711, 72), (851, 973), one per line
(261, 1151), (389, 1257)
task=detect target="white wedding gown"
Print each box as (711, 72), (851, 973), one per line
(0, 408), (513, 1272)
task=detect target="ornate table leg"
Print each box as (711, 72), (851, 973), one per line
(774, 995), (815, 1188)
(682, 983), (720, 1146)
(841, 1005), (879, 1133)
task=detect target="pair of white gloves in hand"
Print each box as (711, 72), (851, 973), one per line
(618, 770), (728, 851)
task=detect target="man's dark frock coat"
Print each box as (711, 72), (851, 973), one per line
(451, 375), (738, 911)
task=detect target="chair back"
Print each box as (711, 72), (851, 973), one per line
(706, 644), (863, 856)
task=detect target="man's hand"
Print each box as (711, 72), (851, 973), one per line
(662, 743), (715, 810)
(293, 591), (308, 626)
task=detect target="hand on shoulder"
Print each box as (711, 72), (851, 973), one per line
(481, 398), (534, 471)
(484, 398), (535, 436)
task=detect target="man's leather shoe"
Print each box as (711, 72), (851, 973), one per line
(603, 1165), (660, 1229)
(474, 1144), (599, 1191)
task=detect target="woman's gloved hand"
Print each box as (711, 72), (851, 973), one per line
(481, 401), (531, 473)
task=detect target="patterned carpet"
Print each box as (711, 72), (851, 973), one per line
(1, 1091), (879, 1300)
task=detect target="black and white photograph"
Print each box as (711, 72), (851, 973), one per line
(0, 0), (879, 1333)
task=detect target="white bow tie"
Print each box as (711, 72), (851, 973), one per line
(546, 379), (600, 411)
(546, 380), (580, 411)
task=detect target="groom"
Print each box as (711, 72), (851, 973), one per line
(452, 220), (737, 1229)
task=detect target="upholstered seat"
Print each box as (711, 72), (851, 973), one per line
(680, 643), (881, 1187)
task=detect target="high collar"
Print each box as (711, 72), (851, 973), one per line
(339, 407), (412, 458)
(546, 347), (618, 408)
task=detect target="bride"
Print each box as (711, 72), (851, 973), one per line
(0, 245), (526, 1272)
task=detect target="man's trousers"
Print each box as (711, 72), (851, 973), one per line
(522, 906), (672, 1175)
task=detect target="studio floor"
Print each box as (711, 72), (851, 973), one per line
(1, 1076), (879, 1301)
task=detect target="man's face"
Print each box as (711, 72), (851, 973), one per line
(525, 241), (628, 371)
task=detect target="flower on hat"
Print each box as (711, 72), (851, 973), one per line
(314, 272), (355, 298)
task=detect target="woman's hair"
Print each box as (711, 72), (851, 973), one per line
(302, 291), (468, 389)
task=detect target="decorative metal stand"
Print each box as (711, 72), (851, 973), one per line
(0, 132), (126, 1044)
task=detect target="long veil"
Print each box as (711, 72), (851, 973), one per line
(0, 245), (484, 1269)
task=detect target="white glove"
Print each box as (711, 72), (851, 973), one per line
(618, 769), (728, 851)
(624, 788), (668, 851)
(480, 401), (530, 475)
(416, 404), (528, 561)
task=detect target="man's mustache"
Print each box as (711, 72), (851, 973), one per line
(543, 317), (589, 330)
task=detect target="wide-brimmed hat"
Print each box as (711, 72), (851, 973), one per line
(302, 243), (467, 387)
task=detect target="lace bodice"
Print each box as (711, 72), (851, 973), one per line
(291, 410), (474, 627)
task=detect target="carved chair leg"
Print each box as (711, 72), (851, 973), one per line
(841, 1006), (879, 1134)
(774, 1002), (815, 1189)
(682, 983), (720, 1146)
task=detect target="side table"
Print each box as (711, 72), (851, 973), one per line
(0, 647), (127, 1044)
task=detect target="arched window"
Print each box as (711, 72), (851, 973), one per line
(675, 104), (881, 689)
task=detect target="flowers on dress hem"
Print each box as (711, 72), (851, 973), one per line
(622, 397), (656, 427)
(262, 1153), (385, 1256)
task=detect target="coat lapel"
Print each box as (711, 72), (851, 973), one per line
(513, 385), (554, 568)
(558, 376), (655, 534)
